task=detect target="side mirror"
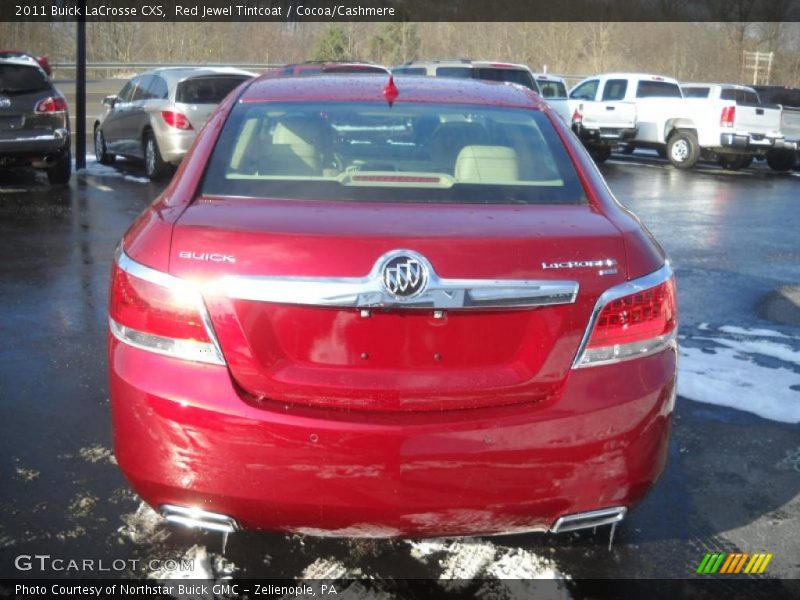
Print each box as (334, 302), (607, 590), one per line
(102, 95), (118, 108)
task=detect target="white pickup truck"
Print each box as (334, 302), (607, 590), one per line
(569, 73), (795, 169)
(681, 82), (799, 171)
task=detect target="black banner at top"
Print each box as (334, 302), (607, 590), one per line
(4, 0), (800, 22)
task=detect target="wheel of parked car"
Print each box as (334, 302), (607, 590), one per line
(765, 149), (797, 172)
(46, 150), (72, 186)
(588, 145), (612, 163)
(94, 127), (115, 165)
(144, 131), (169, 180)
(666, 130), (700, 169)
(717, 154), (752, 171)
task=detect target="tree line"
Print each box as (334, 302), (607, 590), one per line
(2, 21), (799, 86)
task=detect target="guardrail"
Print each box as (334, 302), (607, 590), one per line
(50, 61), (586, 83)
(50, 62), (280, 78)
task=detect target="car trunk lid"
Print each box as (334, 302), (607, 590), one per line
(170, 197), (628, 412)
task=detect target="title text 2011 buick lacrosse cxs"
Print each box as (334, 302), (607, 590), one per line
(108, 74), (677, 537)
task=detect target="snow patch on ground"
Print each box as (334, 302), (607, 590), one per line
(117, 501), (169, 545)
(718, 325), (792, 339)
(76, 155), (150, 184)
(149, 544), (236, 581)
(679, 325), (800, 424)
(407, 538), (569, 593)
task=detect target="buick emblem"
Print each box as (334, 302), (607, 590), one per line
(381, 255), (428, 298)
(0, 97), (10, 108)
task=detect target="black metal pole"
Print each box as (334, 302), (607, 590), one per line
(75, 3), (86, 169)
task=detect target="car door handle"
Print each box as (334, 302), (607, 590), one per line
(606, 106), (616, 110)
(756, 108), (764, 115)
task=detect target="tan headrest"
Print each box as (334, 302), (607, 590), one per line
(273, 116), (331, 148)
(454, 146), (520, 183)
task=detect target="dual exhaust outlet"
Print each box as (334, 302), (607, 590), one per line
(160, 504), (627, 536)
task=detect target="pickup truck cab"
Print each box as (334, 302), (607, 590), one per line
(681, 82), (797, 171)
(568, 74), (644, 162)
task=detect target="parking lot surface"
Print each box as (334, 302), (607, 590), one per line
(1, 152), (799, 595)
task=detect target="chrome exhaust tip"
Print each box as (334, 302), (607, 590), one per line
(550, 506), (627, 533)
(160, 504), (240, 533)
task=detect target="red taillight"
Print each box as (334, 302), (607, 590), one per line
(161, 110), (193, 130)
(575, 271), (677, 367)
(110, 264), (209, 342)
(572, 106), (583, 124)
(35, 96), (68, 113)
(588, 279), (676, 347)
(108, 256), (223, 364)
(720, 105), (736, 128)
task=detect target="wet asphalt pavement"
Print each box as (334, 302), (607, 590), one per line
(0, 151), (799, 595)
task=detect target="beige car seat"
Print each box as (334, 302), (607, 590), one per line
(454, 145), (520, 183)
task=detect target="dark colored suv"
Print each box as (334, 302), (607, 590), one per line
(0, 56), (71, 185)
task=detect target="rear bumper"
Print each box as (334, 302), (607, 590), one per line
(0, 128), (70, 163)
(719, 132), (795, 151)
(573, 124), (638, 143)
(151, 123), (196, 164)
(110, 336), (676, 538)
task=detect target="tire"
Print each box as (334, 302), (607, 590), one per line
(144, 131), (169, 180)
(47, 150), (72, 185)
(717, 154), (752, 171)
(94, 126), (115, 165)
(766, 149), (797, 172)
(588, 145), (612, 163)
(666, 130), (700, 169)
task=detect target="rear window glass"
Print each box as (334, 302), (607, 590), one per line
(763, 89), (800, 107)
(602, 79), (628, 101)
(393, 67), (426, 76)
(473, 68), (535, 90)
(0, 64), (49, 94)
(682, 87), (710, 98)
(636, 81), (682, 98)
(720, 88), (760, 104)
(202, 102), (585, 205)
(537, 80), (567, 98)
(176, 76), (250, 104)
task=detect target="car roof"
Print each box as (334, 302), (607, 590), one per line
(399, 59), (531, 71)
(0, 56), (45, 69)
(240, 74), (546, 109)
(145, 67), (255, 84)
(682, 82), (757, 92)
(595, 73), (680, 84)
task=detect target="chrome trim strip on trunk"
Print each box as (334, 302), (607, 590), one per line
(217, 249), (579, 310)
(571, 262), (675, 368)
(117, 247), (578, 312)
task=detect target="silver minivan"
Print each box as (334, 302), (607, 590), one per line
(93, 67), (254, 180)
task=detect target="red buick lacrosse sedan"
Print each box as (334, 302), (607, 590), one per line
(108, 73), (677, 537)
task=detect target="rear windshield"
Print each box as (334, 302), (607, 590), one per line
(0, 64), (49, 94)
(537, 80), (568, 98)
(434, 66), (536, 90)
(636, 81), (682, 98)
(682, 87), (710, 98)
(176, 75), (250, 104)
(202, 102), (585, 205)
(393, 67), (426, 76)
(720, 88), (760, 105)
